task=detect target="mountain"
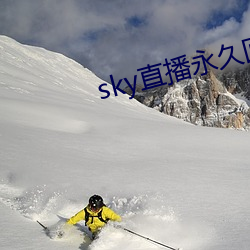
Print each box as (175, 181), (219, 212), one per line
(0, 36), (250, 250)
(218, 64), (250, 101)
(127, 63), (250, 130)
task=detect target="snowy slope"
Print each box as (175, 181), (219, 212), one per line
(0, 36), (250, 250)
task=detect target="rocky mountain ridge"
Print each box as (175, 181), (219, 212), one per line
(218, 64), (250, 100)
(127, 68), (250, 130)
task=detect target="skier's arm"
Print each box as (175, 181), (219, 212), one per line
(67, 209), (85, 225)
(104, 207), (122, 222)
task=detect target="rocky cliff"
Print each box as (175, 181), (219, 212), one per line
(129, 69), (250, 130)
(218, 64), (250, 100)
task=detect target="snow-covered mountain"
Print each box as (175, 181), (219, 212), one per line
(128, 70), (250, 130)
(0, 36), (250, 250)
(218, 64), (250, 103)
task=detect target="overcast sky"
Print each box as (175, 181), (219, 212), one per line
(0, 0), (249, 83)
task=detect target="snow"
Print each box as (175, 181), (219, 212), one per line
(234, 93), (250, 107)
(0, 35), (250, 250)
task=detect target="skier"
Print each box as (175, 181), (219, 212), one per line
(66, 194), (121, 239)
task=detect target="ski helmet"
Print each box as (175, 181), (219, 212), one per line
(89, 195), (104, 210)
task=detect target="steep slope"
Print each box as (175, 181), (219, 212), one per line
(0, 36), (250, 250)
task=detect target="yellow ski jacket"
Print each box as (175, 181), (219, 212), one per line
(67, 206), (121, 233)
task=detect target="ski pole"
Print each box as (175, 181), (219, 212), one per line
(37, 220), (48, 231)
(122, 227), (180, 250)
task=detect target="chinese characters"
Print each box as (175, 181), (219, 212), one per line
(99, 38), (250, 99)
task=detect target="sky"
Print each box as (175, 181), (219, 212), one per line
(0, 0), (250, 83)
